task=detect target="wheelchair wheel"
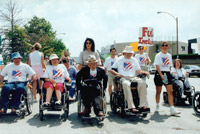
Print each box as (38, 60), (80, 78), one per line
(163, 92), (168, 103)
(39, 110), (44, 121)
(25, 88), (33, 114)
(102, 95), (107, 115)
(192, 91), (200, 116)
(77, 90), (84, 117)
(173, 97), (179, 105)
(64, 93), (69, 121)
(110, 92), (117, 113)
(188, 86), (195, 105)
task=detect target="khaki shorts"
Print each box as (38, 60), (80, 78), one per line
(140, 66), (148, 71)
(107, 71), (116, 85)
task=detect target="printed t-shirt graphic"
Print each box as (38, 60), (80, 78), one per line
(162, 57), (170, 67)
(123, 62), (133, 71)
(12, 70), (22, 80)
(139, 57), (146, 64)
(53, 69), (63, 80)
(111, 61), (114, 66)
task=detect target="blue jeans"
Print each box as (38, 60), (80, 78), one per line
(69, 80), (76, 98)
(1, 82), (26, 110)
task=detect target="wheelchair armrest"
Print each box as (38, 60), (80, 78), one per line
(111, 68), (118, 72)
(40, 77), (46, 82)
(137, 73), (146, 78)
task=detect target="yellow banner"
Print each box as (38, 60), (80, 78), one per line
(130, 42), (146, 52)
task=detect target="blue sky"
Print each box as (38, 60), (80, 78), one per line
(1, 0), (200, 57)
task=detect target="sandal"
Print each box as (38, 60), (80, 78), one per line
(11, 109), (16, 114)
(0, 108), (6, 114)
(131, 108), (140, 114)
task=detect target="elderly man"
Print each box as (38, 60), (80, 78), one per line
(110, 46), (150, 113)
(0, 52), (36, 113)
(76, 55), (108, 117)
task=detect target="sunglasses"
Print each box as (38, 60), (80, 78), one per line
(162, 44), (168, 47)
(138, 47), (144, 50)
(86, 41), (91, 44)
(62, 60), (69, 63)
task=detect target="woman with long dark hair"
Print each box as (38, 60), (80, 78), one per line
(78, 38), (101, 70)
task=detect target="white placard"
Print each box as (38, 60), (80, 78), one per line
(138, 27), (154, 46)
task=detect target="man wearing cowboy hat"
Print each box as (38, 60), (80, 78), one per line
(76, 55), (108, 117)
(110, 46), (150, 114)
(0, 52), (36, 113)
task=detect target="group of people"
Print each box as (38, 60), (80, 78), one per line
(0, 38), (192, 117)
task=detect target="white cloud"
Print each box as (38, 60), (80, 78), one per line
(1, 0), (200, 57)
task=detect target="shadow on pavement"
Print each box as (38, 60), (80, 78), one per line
(106, 111), (150, 125)
(0, 114), (19, 124)
(26, 113), (65, 128)
(68, 112), (104, 128)
(149, 111), (170, 122)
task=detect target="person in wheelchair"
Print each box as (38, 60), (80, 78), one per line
(42, 54), (71, 107)
(0, 52), (36, 114)
(110, 46), (150, 114)
(171, 59), (192, 98)
(76, 55), (108, 117)
(62, 57), (78, 101)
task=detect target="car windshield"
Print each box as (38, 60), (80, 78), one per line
(191, 66), (200, 69)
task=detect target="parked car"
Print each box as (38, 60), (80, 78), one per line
(183, 65), (200, 77)
(148, 65), (156, 74)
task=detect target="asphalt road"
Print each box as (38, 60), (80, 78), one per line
(0, 75), (200, 134)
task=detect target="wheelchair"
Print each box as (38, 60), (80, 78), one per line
(192, 91), (200, 116)
(163, 78), (195, 105)
(77, 79), (107, 122)
(110, 74), (149, 118)
(0, 80), (33, 118)
(39, 78), (70, 121)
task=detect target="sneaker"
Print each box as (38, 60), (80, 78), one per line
(55, 100), (62, 105)
(170, 108), (181, 116)
(155, 105), (159, 112)
(43, 102), (50, 107)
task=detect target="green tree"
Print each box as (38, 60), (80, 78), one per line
(6, 25), (31, 62)
(24, 16), (66, 57)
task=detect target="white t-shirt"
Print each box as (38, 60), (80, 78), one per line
(154, 52), (173, 72)
(112, 56), (141, 77)
(135, 53), (151, 67)
(30, 50), (42, 66)
(1, 62), (35, 83)
(90, 69), (97, 77)
(104, 56), (118, 71)
(78, 50), (101, 66)
(43, 64), (69, 83)
(171, 67), (186, 79)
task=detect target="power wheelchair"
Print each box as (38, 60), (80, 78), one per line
(163, 77), (195, 105)
(192, 91), (200, 116)
(110, 73), (149, 118)
(77, 79), (107, 122)
(39, 78), (70, 121)
(0, 80), (33, 118)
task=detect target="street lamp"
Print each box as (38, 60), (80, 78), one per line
(157, 11), (178, 58)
